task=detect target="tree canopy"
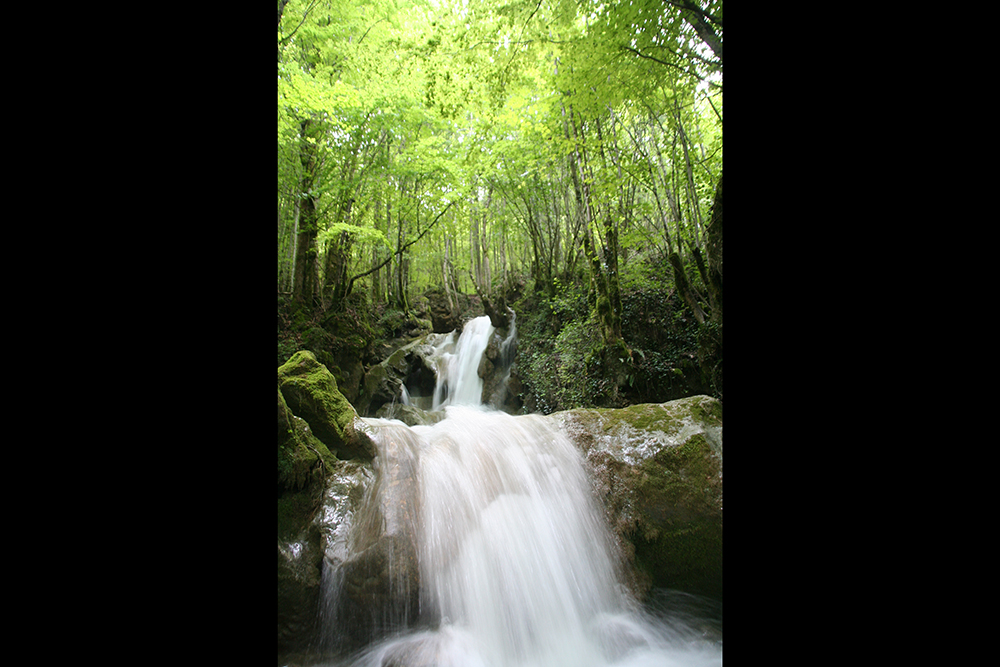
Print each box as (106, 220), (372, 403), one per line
(277, 0), (723, 348)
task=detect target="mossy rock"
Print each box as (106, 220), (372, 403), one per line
(374, 402), (446, 426)
(278, 386), (336, 492)
(277, 384), (330, 657)
(278, 350), (375, 461)
(357, 331), (450, 416)
(550, 395), (723, 601)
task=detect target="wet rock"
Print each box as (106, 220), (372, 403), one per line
(358, 332), (453, 416)
(374, 402), (446, 426)
(279, 457), (375, 661)
(331, 423), (422, 648)
(548, 395), (723, 601)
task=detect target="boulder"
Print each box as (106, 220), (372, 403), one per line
(328, 422), (422, 649)
(548, 395), (723, 601)
(278, 353), (379, 662)
(375, 402), (446, 426)
(357, 332), (452, 416)
(277, 502), (324, 658)
(479, 326), (523, 414)
(278, 455), (376, 662)
(276, 395), (333, 657)
(278, 350), (376, 461)
(424, 288), (461, 333)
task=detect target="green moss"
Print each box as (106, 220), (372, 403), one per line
(633, 519), (722, 600)
(277, 486), (320, 540)
(277, 405), (336, 493)
(689, 395), (723, 426)
(631, 431), (722, 599)
(596, 295), (612, 317)
(278, 350), (358, 446)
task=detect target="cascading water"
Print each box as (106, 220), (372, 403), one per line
(431, 316), (495, 409)
(318, 316), (722, 667)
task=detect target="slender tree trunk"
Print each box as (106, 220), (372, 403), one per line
(675, 97), (702, 248)
(443, 234), (456, 316)
(392, 181), (408, 312)
(669, 252), (706, 325)
(292, 118), (319, 307)
(594, 116), (623, 343)
(705, 171), (722, 328)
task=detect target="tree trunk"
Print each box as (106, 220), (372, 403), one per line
(674, 97), (703, 248)
(396, 208), (409, 314)
(705, 171), (722, 328)
(594, 116), (623, 343)
(668, 252), (706, 325)
(679, 0), (723, 67)
(443, 234), (456, 316)
(292, 118), (320, 308)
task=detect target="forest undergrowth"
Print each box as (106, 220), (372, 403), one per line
(278, 252), (722, 415)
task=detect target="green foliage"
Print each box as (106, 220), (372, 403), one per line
(377, 306), (408, 339)
(547, 275), (589, 330)
(518, 312), (603, 413)
(278, 0), (723, 403)
(318, 222), (392, 251)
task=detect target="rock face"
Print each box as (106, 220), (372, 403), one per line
(278, 351), (424, 660)
(278, 455), (374, 660)
(424, 288), (462, 333)
(279, 352), (723, 663)
(325, 422), (422, 650)
(278, 351), (380, 660)
(357, 332), (453, 416)
(548, 395), (723, 601)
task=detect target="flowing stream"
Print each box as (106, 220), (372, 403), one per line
(319, 316), (722, 667)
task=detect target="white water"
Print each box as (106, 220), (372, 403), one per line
(432, 316), (495, 409)
(326, 316), (721, 667)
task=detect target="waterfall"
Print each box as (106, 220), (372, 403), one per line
(318, 316), (722, 667)
(431, 316), (494, 410)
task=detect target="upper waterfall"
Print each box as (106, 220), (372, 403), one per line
(431, 316), (495, 410)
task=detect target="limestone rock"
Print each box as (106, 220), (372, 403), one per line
(357, 332), (451, 415)
(328, 422), (422, 649)
(548, 395), (723, 601)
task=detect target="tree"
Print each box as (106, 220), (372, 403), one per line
(277, 0), (722, 340)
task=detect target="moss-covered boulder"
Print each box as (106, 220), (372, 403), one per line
(278, 350), (376, 461)
(549, 395), (723, 602)
(278, 354), (379, 662)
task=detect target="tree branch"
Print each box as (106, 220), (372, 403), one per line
(344, 201), (455, 296)
(620, 45), (708, 83)
(664, 0), (723, 28)
(677, 0), (723, 65)
(357, 18), (388, 46)
(278, 0), (321, 47)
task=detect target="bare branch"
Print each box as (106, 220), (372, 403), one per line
(620, 45), (708, 83)
(344, 201), (455, 296)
